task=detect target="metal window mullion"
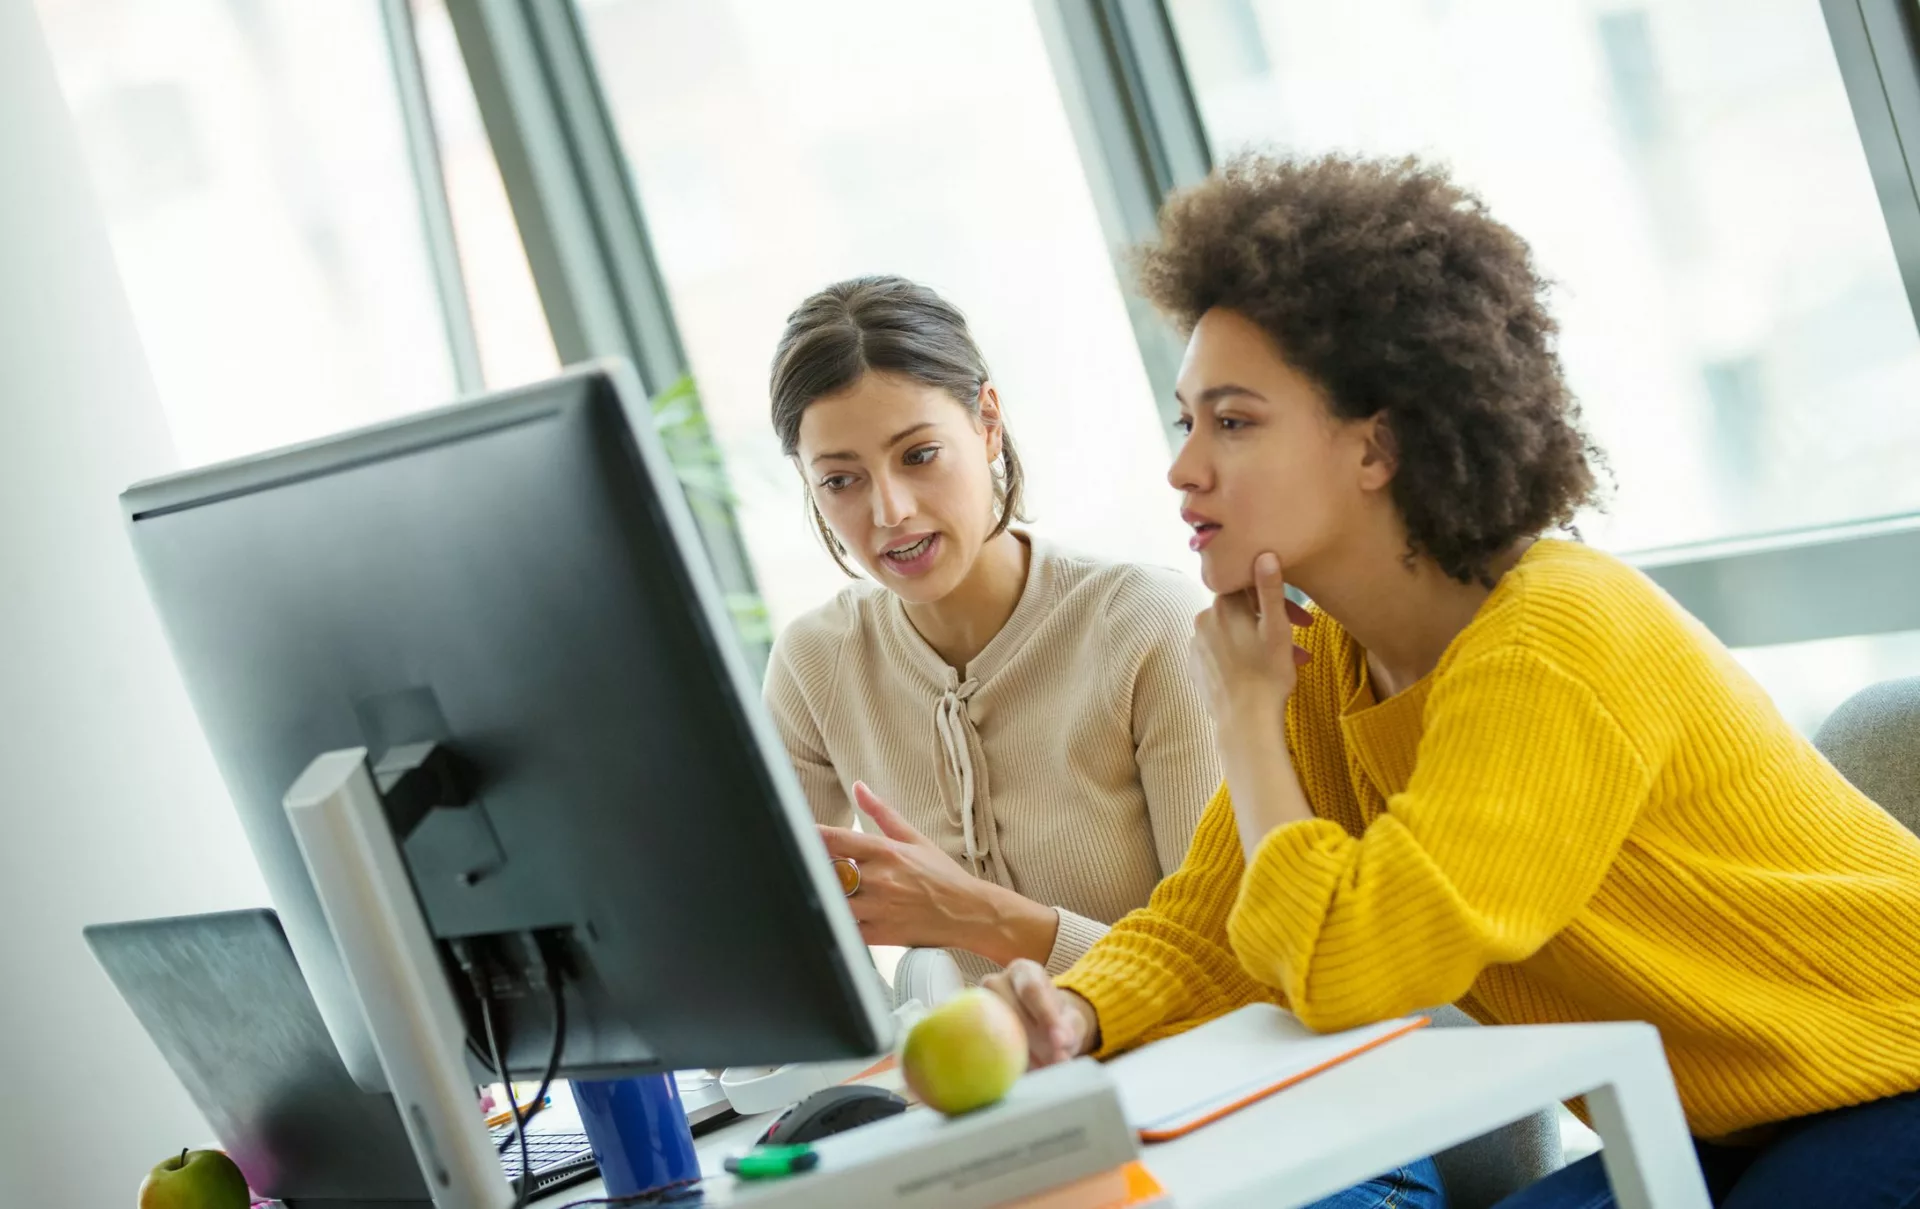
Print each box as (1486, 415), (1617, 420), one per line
(1107, 0), (1213, 194)
(443, 0), (764, 657)
(443, 0), (623, 369)
(1630, 512), (1920, 648)
(441, 0), (683, 383)
(521, 0), (686, 382)
(1824, 0), (1920, 330)
(380, 0), (486, 396)
(1035, 0), (1212, 434)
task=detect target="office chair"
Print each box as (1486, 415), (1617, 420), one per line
(1815, 674), (1920, 837)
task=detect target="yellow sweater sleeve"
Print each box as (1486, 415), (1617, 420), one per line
(1056, 783), (1271, 1058)
(1228, 647), (1655, 1032)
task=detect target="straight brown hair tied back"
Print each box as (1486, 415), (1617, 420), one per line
(769, 275), (1026, 576)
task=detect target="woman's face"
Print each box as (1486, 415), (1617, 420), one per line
(797, 371), (1004, 604)
(1168, 307), (1391, 595)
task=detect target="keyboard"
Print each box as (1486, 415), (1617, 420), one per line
(492, 1126), (599, 1197)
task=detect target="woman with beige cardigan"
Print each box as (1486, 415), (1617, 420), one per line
(760, 275), (1218, 985)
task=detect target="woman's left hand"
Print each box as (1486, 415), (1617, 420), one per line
(1191, 552), (1315, 726)
(819, 783), (1052, 962)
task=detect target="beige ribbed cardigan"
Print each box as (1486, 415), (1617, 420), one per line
(763, 536), (1219, 982)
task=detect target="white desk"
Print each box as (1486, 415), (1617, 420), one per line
(539, 1022), (1711, 1209)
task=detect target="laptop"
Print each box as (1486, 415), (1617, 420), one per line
(83, 908), (596, 1207)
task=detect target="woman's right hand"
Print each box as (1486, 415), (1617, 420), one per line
(979, 958), (1100, 1068)
(1189, 552), (1314, 725)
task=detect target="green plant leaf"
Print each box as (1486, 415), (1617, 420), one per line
(650, 373), (736, 506)
(725, 592), (774, 648)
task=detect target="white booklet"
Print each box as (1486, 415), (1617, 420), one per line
(1104, 1004), (1429, 1142)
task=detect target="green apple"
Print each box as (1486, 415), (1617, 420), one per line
(901, 987), (1029, 1115)
(137, 1148), (250, 1209)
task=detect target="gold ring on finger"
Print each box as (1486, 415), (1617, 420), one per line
(831, 857), (861, 897)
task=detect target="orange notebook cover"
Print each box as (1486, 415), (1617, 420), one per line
(1105, 1004), (1430, 1143)
(999, 1160), (1171, 1208)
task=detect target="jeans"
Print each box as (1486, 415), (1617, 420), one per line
(1491, 1088), (1920, 1209)
(1305, 1156), (1448, 1209)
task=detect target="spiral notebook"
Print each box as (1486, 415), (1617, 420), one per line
(1104, 1004), (1430, 1142)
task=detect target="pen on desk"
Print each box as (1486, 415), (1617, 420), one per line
(484, 1094), (550, 1129)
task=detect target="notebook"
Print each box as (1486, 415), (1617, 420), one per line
(1000, 1160), (1172, 1208)
(1104, 1004), (1430, 1142)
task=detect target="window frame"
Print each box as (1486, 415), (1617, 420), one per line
(1048, 0), (1920, 651)
(398, 0), (1920, 658)
(419, 0), (768, 666)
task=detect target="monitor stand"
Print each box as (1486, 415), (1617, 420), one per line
(285, 747), (515, 1209)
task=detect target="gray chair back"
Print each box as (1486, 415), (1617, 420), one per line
(1814, 675), (1920, 836)
(1425, 1005), (1564, 1208)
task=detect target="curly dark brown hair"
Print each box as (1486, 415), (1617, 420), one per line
(1138, 152), (1605, 585)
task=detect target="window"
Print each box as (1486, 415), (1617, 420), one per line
(576, 0), (1196, 629)
(409, 0), (560, 390)
(1166, 0), (1920, 554)
(38, 0), (459, 465)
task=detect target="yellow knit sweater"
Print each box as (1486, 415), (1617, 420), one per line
(1058, 539), (1920, 1139)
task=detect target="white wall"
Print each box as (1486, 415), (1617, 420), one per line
(0, 2), (266, 1201)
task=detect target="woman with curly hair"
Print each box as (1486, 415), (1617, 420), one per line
(982, 154), (1920, 1208)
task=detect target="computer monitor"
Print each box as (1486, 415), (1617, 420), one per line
(122, 361), (891, 1091)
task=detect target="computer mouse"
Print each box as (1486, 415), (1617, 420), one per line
(759, 1084), (908, 1146)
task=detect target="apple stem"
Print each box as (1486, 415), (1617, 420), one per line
(178, 1147), (188, 1168)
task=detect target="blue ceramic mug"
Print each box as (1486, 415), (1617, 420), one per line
(570, 1073), (701, 1197)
